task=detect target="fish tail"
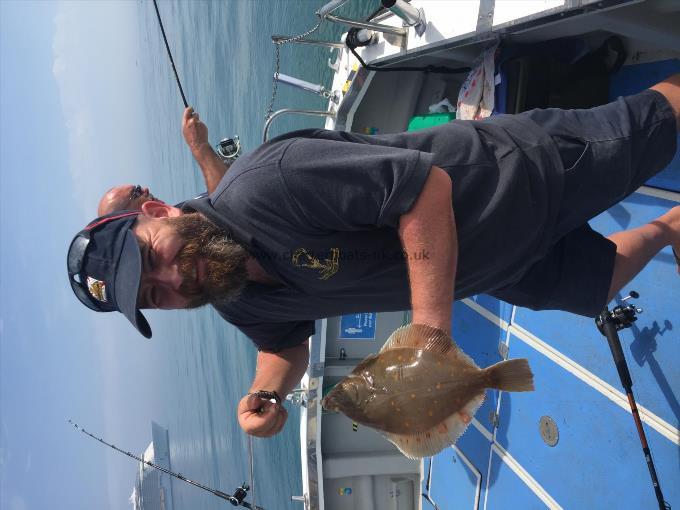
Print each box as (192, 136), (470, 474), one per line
(486, 358), (534, 392)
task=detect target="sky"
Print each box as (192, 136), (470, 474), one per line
(1, 2), (165, 508)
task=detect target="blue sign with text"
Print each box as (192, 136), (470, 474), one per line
(339, 313), (376, 340)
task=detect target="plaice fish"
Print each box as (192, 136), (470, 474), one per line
(322, 323), (534, 459)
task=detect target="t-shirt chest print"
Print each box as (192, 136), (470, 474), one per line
(291, 247), (340, 280)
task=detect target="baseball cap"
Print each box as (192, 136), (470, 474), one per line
(67, 211), (152, 338)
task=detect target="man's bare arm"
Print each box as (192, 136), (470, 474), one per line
(182, 107), (228, 194)
(237, 341), (310, 437)
(398, 165), (456, 334)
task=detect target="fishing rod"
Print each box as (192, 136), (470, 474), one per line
(248, 434), (257, 510)
(595, 292), (670, 510)
(150, 0), (243, 163)
(68, 420), (264, 509)
(152, 0), (189, 108)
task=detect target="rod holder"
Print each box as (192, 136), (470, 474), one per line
(277, 73), (340, 103)
(382, 0), (427, 36)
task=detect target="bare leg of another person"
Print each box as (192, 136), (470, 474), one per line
(606, 206), (680, 301)
(606, 74), (680, 300)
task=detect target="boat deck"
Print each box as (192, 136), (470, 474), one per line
(293, 1), (680, 508)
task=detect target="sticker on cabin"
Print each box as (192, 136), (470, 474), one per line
(340, 313), (376, 340)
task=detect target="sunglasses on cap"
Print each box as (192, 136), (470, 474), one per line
(67, 211), (140, 312)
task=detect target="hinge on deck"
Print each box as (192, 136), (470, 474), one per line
(498, 341), (509, 360)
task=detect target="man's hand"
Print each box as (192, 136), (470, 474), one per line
(238, 341), (309, 437)
(181, 106), (228, 193)
(182, 107), (210, 154)
(237, 393), (288, 437)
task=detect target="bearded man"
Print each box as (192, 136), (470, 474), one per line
(67, 75), (680, 438)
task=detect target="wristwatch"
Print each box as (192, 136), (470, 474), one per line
(249, 390), (282, 404)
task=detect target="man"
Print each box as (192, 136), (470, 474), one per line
(97, 107), (230, 216)
(67, 75), (680, 439)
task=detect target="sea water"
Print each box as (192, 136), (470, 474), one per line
(135, 1), (379, 508)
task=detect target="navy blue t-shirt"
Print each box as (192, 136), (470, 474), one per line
(185, 117), (564, 351)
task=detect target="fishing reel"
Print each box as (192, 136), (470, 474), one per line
(228, 482), (249, 506)
(596, 290), (643, 334)
(216, 135), (241, 163)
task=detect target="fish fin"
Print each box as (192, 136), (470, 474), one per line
(383, 392), (485, 459)
(382, 324), (480, 370)
(350, 353), (380, 374)
(485, 358), (534, 392)
(380, 323), (452, 352)
(382, 430), (450, 460)
(460, 392), (485, 424)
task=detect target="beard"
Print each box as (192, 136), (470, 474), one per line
(168, 212), (249, 308)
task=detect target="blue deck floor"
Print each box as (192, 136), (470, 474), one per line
(422, 188), (679, 509)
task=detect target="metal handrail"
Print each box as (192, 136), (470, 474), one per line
(316, 0), (350, 18)
(324, 12), (407, 37)
(263, 109), (335, 142)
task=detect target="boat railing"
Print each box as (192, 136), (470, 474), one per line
(262, 108), (335, 142)
(316, 0), (426, 38)
(265, 0), (428, 140)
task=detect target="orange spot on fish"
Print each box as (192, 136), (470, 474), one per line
(428, 410), (433, 417)
(436, 383), (442, 390)
(410, 393), (415, 399)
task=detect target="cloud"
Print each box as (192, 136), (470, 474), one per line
(52, 1), (152, 219)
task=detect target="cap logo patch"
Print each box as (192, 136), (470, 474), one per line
(87, 276), (108, 302)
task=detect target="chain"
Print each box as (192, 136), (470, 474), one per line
(265, 16), (325, 121)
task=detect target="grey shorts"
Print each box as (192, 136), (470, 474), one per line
(492, 89), (677, 317)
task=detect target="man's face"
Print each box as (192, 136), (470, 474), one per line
(132, 211), (249, 310)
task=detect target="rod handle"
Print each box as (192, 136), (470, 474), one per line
(600, 319), (632, 390)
